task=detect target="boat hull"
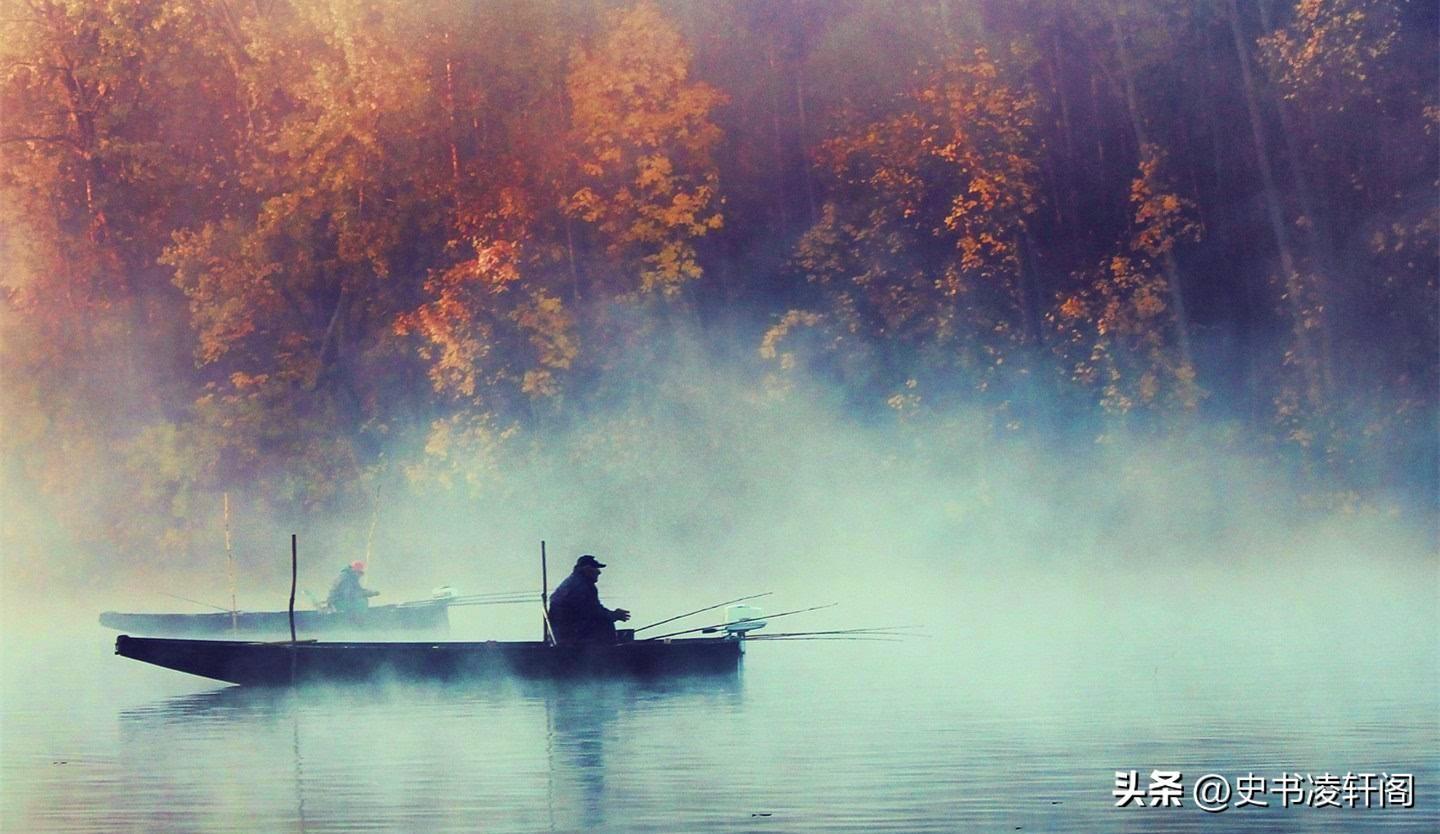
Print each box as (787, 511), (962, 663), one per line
(115, 635), (743, 686)
(99, 603), (449, 639)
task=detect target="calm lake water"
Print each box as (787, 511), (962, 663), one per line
(3, 615), (1436, 834)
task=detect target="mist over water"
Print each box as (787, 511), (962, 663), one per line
(1, 0), (1434, 826)
(3, 338), (1436, 831)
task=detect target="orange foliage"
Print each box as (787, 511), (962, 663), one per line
(564, 1), (726, 296)
(772, 46), (1041, 393)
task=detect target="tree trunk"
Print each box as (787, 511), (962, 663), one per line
(443, 41), (461, 193)
(1048, 31), (1079, 230)
(1103, 0), (1196, 377)
(1226, 0), (1327, 409)
(766, 32), (790, 228)
(794, 65), (816, 226)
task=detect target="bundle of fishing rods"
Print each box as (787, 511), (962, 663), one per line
(401, 590), (537, 608)
(417, 589), (917, 642)
(629, 593), (921, 643)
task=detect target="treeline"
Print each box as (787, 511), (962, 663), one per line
(1, 0), (1435, 563)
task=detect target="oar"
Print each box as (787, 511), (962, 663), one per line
(632, 592), (774, 634)
(640, 603), (838, 641)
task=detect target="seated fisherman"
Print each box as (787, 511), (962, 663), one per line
(547, 554), (631, 644)
(326, 560), (380, 613)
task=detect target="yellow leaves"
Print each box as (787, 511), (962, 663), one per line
(758, 310), (823, 367)
(790, 43), (1042, 391)
(566, 187), (604, 223)
(635, 154), (674, 190)
(924, 54), (1038, 276)
(163, 221), (289, 366)
(887, 378), (921, 415)
(1259, 0), (1399, 109)
(1130, 144), (1201, 257)
(565, 1), (725, 296)
(641, 240), (702, 294)
(1423, 104), (1440, 135)
(1137, 371), (1159, 404)
(512, 289), (576, 375)
(520, 369), (557, 397)
(1133, 288), (1166, 320)
(407, 412), (516, 493)
(956, 235), (985, 272)
(229, 372), (269, 390)
(395, 233), (531, 400)
(401, 290), (489, 399)
(1054, 244), (1194, 416)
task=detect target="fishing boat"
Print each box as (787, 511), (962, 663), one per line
(111, 598), (896, 686)
(99, 599), (452, 639)
(114, 634), (745, 685)
(98, 582), (544, 639)
(110, 540), (902, 686)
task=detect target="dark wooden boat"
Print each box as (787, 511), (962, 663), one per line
(115, 634), (743, 685)
(99, 600), (450, 639)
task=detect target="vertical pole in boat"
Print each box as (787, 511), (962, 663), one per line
(224, 492), (237, 634)
(289, 534), (298, 643)
(540, 540), (551, 644)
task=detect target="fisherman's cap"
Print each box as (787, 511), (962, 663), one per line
(575, 554), (607, 569)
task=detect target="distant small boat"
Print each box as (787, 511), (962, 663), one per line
(114, 634), (743, 685)
(99, 600), (451, 639)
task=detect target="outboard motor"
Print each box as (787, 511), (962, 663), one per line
(722, 604), (767, 636)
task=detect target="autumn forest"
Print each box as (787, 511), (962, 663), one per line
(2, 0), (1436, 571)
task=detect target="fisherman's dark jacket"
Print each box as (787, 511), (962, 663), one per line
(548, 571), (619, 644)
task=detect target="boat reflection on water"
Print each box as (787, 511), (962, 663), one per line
(115, 674), (744, 832)
(116, 673), (742, 724)
(540, 675), (745, 831)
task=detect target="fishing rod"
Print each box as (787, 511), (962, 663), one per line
(446, 597), (537, 608)
(640, 602), (839, 641)
(737, 629), (918, 642)
(740, 635), (905, 642)
(159, 591), (233, 613)
(388, 593), (535, 613)
(395, 591), (538, 607)
(733, 626), (921, 639)
(632, 592), (774, 634)
(444, 592), (537, 603)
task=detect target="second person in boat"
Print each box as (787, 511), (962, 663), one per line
(326, 560), (380, 613)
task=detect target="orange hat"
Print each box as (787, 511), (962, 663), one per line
(350, 561), (366, 572)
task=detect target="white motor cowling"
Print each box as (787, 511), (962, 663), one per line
(723, 604), (767, 635)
